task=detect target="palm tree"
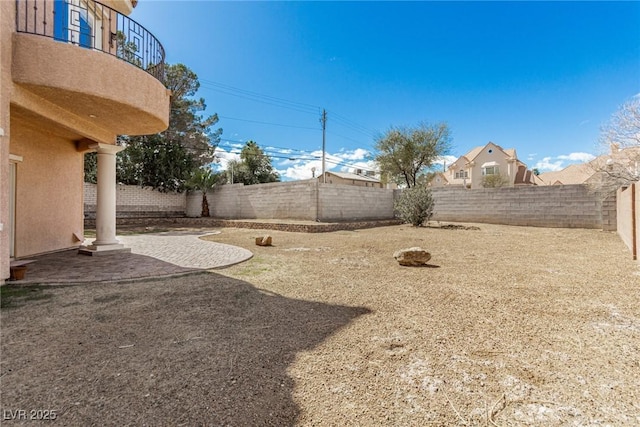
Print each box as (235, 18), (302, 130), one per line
(188, 167), (225, 217)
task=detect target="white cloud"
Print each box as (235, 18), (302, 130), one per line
(277, 160), (324, 180)
(557, 152), (595, 162)
(534, 157), (564, 172)
(276, 148), (377, 180)
(435, 155), (457, 168)
(213, 147), (240, 170)
(338, 148), (369, 161)
(530, 151), (597, 173)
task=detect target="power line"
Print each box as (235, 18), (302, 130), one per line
(217, 139), (318, 156)
(218, 115), (321, 131)
(198, 78), (378, 143)
(327, 109), (377, 138)
(215, 139), (375, 172)
(326, 130), (372, 148)
(199, 79), (320, 115)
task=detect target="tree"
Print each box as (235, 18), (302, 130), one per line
(230, 141), (280, 185)
(375, 122), (452, 188)
(161, 63), (222, 166)
(395, 185), (435, 226)
(85, 63), (222, 192)
(187, 167), (226, 217)
(117, 134), (196, 192)
(84, 152), (97, 184)
(601, 95), (640, 151)
(591, 95), (640, 195)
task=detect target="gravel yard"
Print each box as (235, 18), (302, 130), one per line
(1, 223), (639, 425)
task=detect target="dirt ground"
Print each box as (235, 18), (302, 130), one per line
(1, 223), (639, 426)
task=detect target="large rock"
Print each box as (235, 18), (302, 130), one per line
(393, 247), (431, 266)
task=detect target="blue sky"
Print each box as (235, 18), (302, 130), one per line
(132, 1), (640, 180)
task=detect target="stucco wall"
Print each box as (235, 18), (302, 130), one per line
(11, 119), (85, 257)
(1, 1), (12, 280)
(430, 185), (614, 229)
(12, 33), (169, 139)
(616, 183), (638, 260)
(84, 182), (185, 219)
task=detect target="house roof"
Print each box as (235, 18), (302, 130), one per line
(538, 146), (640, 186)
(459, 142), (517, 165)
(447, 142), (524, 173)
(463, 145), (485, 162)
(504, 148), (516, 159)
(323, 171), (381, 183)
(538, 163), (595, 185)
(431, 172), (449, 183)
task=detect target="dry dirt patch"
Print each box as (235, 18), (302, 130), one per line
(2, 223), (639, 425)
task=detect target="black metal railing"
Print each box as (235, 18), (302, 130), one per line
(15, 0), (165, 81)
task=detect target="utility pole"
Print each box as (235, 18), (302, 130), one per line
(320, 109), (327, 183)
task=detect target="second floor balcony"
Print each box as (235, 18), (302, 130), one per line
(16, 0), (165, 80)
(11, 0), (170, 141)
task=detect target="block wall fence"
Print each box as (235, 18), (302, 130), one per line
(84, 182), (185, 219)
(616, 182), (638, 261)
(84, 181), (616, 230)
(429, 185), (616, 231)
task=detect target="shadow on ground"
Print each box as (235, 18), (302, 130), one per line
(0, 273), (370, 425)
(13, 249), (199, 284)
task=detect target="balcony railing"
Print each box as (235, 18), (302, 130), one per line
(15, 0), (165, 81)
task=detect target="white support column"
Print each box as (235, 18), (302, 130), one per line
(79, 143), (130, 255)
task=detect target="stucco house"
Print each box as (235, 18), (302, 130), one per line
(1, 0), (170, 281)
(318, 170), (385, 188)
(430, 142), (538, 189)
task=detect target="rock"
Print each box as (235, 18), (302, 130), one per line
(393, 247), (431, 266)
(255, 235), (273, 246)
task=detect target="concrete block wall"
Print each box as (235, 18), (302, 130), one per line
(209, 181), (317, 220)
(84, 182), (185, 219)
(84, 182), (617, 231)
(601, 195), (618, 232)
(430, 184), (613, 229)
(318, 184), (395, 221)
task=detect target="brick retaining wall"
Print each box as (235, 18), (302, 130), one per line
(87, 217), (403, 233)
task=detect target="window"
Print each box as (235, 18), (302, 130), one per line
(54, 0), (93, 48)
(455, 170), (468, 179)
(482, 166), (499, 176)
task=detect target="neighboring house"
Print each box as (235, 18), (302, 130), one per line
(430, 142), (537, 189)
(1, 0), (170, 281)
(538, 145), (640, 186)
(537, 163), (595, 185)
(318, 170), (385, 188)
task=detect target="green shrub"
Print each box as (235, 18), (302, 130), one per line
(482, 173), (509, 188)
(395, 185), (434, 226)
